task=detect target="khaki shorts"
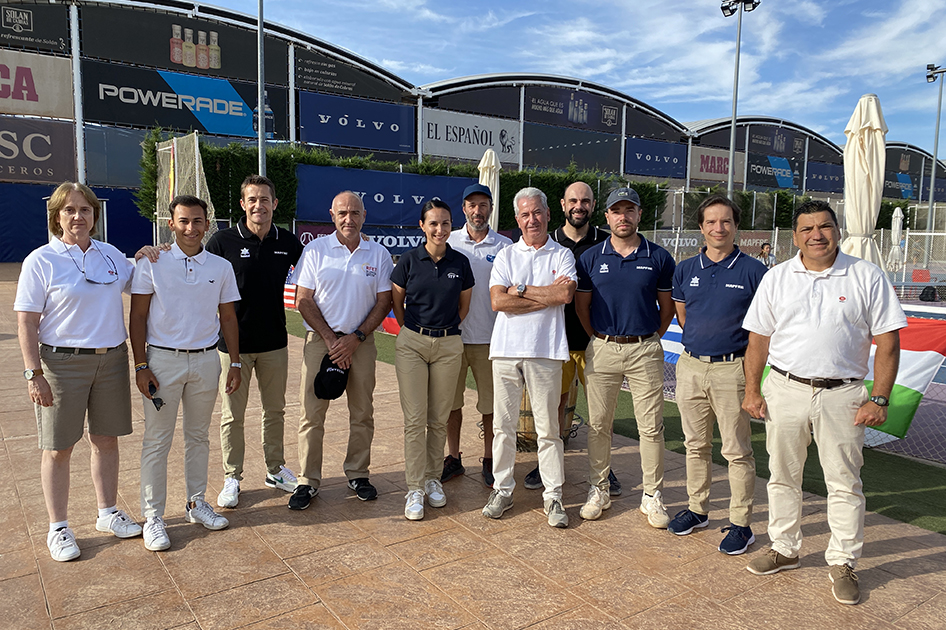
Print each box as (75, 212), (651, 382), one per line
(561, 350), (587, 394)
(36, 343), (133, 450)
(452, 343), (493, 415)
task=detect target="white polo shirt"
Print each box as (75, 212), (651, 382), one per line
(292, 231), (394, 333)
(132, 243), (241, 350)
(15, 239), (134, 348)
(743, 250), (906, 380)
(489, 236), (576, 361)
(448, 226), (512, 345)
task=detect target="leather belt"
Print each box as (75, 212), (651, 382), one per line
(594, 332), (655, 344)
(42, 344), (122, 355)
(149, 344), (218, 354)
(686, 349), (746, 363)
(406, 322), (460, 338)
(769, 365), (857, 390)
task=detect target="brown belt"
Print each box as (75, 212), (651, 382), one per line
(769, 365), (857, 390)
(594, 332), (656, 344)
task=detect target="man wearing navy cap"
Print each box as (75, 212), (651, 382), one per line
(575, 187), (675, 526)
(443, 184), (512, 486)
(668, 195), (767, 554)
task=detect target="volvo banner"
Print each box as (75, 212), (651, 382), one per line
(298, 91), (415, 153)
(0, 49), (73, 118)
(689, 146), (745, 184)
(423, 109), (518, 163)
(297, 224), (441, 256)
(524, 86), (622, 134)
(746, 152), (803, 191)
(1, 4), (69, 53)
(295, 48), (403, 102)
(295, 165), (471, 226)
(624, 137), (686, 179)
(0, 115), (75, 184)
(806, 161), (844, 194)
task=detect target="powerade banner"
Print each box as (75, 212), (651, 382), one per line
(298, 91), (415, 153)
(883, 171), (918, 200)
(1, 4), (69, 53)
(806, 161), (844, 194)
(297, 224), (434, 256)
(523, 122), (621, 172)
(82, 60), (288, 139)
(746, 152), (802, 191)
(0, 115), (75, 184)
(295, 165), (471, 226)
(295, 48), (404, 102)
(525, 86), (622, 134)
(624, 137), (686, 178)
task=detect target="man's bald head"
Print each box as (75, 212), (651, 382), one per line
(330, 190), (366, 242)
(561, 181), (594, 229)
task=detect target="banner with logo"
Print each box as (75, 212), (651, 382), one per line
(1, 4), (69, 53)
(883, 171), (918, 200)
(523, 122), (621, 172)
(0, 115), (75, 184)
(437, 86), (520, 120)
(806, 161), (844, 194)
(689, 145), (745, 184)
(0, 49), (73, 118)
(297, 224), (433, 256)
(295, 165), (472, 226)
(524, 86), (622, 134)
(295, 48), (404, 102)
(747, 126), (806, 158)
(746, 152), (802, 191)
(298, 91), (415, 152)
(82, 60), (288, 139)
(423, 109), (518, 163)
(624, 137), (686, 178)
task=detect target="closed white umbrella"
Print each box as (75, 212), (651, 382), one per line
(478, 149), (501, 231)
(887, 207), (905, 271)
(840, 93), (887, 269)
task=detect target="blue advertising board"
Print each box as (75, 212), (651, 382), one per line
(884, 171), (917, 200)
(805, 161), (844, 194)
(298, 91), (415, 153)
(295, 165), (472, 226)
(624, 137), (687, 179)
(746, 152), (802, 191)
(298, 224), (436, 256)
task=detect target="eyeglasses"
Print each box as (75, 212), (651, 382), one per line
(64, 242), (119, 284)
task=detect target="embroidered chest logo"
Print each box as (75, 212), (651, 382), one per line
(839, 296), (847, 302)
(362, 264), (377, 277)
(689, 276), (699, 287)
(486, 254), (496, 263)
(447, 272), (459, 279)
(240, 248), (250, 258)
(725, 283), (745, 290)
(209, 279), (215, 283)
(637, 266), (653, 271)
(599, 263), (609, 273)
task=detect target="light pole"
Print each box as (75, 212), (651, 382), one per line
(927, 64), (945, 232)
(258, 0), (266, 176)
(721, 0), (760, 200)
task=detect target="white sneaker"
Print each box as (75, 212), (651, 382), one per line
(424, 479), (446, 508)
(185, 499), (230, 531)
(265, 465), (298, 492)
(47, 527), (80, 561)
(640, 490), (670, 529)
(217, 477), (240, 508)
(579, 486), (612, 521)
(404, 489), (425, 520)
(143, 517), (171, 551)
(95, 509), (143, 538)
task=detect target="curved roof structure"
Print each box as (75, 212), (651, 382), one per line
(687, 115), (842, 158)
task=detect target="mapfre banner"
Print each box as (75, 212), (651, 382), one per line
(0, 49), (73, 118)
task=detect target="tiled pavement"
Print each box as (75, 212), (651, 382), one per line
(1, 265), (945, 629)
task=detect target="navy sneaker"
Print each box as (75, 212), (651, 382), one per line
(481, 457), (494, 487)
(523, 466), (542, 490)
(288, 484), (318, 510)
(667, 509), (709, 536)
(441, 454), (465, 482)
(608, 469), (622, 496)
(347, 478), (378, 501)
(719, 524), (755, 555)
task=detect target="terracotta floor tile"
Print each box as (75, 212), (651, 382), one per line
(528, 605), (629, 630)
(190, 573), (316, 630)
(0, 573), (51, 630)
(622, 591), (752, 630)
(569, 565), (687, 620)
(53, 589), (194, 630)
(0, 546), (37, 580)
(892, 591), (946, 630)
(287, 538), (398, 588)
(243, 501), (366, 560)
(658, 544), (776, 603)
(335, 490), (457, 546)
(240, 604), (347, 630)
(0, 488), (31, 553)
(388, 527), (493, 572)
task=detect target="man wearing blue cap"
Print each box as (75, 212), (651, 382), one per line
(575, 187), (675, 527)
(443, 184), (512, 486)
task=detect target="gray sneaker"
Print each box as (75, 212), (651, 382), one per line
(482, 490), (514, 519)
(544, 498), (568, 528)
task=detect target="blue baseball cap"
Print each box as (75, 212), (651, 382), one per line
(462, 183), (492, 201)
(605, 187), (641, 209)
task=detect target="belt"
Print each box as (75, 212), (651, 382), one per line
(594, 332), (655, 344)
(41, 343), (122, 355)
(405, 322), (460, 338)
(769, 365), (857, 390)
(686, 349), (746, 363)
(149, 344), (218, 354)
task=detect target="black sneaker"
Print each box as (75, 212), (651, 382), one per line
(441, 454), (465, 482)
(608, 469), (622, 496)
(523, 465), (542, 490)
(718, 524), (755, 555)
(667, 508), (709, 535)
(481, 457), (494, 487)
(347, 477), (378, 501)
(288, 484), (317, 510)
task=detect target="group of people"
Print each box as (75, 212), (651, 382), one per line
(17, 176), (904, 607)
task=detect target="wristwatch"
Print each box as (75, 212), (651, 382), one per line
(353, 329), (367, 342)
(516, 283), (527, 298)
(24, 368), (44, 380)
(870, 395), (889, 407)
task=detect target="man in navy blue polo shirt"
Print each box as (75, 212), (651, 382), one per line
(668, 194), (767, 555)
(575, 187), (675, 527)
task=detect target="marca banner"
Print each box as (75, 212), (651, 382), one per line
(747, 126), (806, 158)
(523, 122), (621, 172)
(0, 49), (73, 118)
(297, 224), (433, 256)
(295, 165), (472, 226)
(295, 48), (403, 102)
(0, 115), (75, 184)
(524, 86), (622, 134)
(883, 171), (918, 200)
(746, 152), (803, 191)
(806, 161), (844, 194)
(82, 60), (289, 139)
(298, 91), (414, 153)
(1, 4), (69, 53)
(624, 137), (686, 179)
(423, 109), (518, 162)
(689, 145), (745, 184)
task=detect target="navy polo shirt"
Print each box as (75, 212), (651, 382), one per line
(391, 242), (474, 330)
(551, 226), (609, 351)
(206, 218), (304, 354)
(671, 246), (767, 356)
(577, 236), (675, 337)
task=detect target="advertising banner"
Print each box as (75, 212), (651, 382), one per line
(1, 4), (69, 53)
(0, 49), (73, 118)
(806, 161), (844, 194)
(888, 147), (923, 176)
(689, 145), (745, 184)
(298, 91), (414, 153)
(436, 86), (520, 120)
(884, 171), (918, 200)
(625, 106), (682, 142)
(747, 126), (806, 158)
(422, 109), (518, 163)
(746, 152), (802, 190)
(525, 86), (621, 134)
(81, 5), (288, 85)
(624, 137), (686, 179)
(523, 122), (621, 172)
(297, 224), (435, 256)
(0, 115), (75, 184)
(85, 126), (147, 188)
(82, 60), (288, 139)
(295, 48), (403, 102)
(295, 165), (472, 226)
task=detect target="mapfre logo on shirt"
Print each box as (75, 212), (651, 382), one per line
(362, 264), (377, 277)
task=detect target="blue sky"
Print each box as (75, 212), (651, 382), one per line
(210, 0), (946, 153)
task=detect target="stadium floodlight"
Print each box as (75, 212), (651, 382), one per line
(927, 64), (945, 236)
(721, 1), (761, 199)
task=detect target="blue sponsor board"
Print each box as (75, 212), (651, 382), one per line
(746, 152), (802, 190)
(883, 171), (917, 200)
(295, 165), (472, 226)
(298, 91), (415, 153)
(298, 224), (432, 256)
(624, 137), (686, 179)
(805, 161), (844, 193)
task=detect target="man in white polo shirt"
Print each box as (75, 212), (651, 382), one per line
(482, 187), (576, 528)
(289, 191), (393, 510)
(443, 183), (512, 486)
(131, 194), (242, 552)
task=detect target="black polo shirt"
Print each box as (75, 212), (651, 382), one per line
(205, 217), (304, 354)
(390, 243), (474, 330)
(551, 226), (609, 350)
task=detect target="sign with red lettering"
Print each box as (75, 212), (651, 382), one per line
(0, 49), (73, 118)
(690, 145), (745, 184)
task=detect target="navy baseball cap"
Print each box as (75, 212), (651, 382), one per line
(462, 183), (492, 201)
(314, 354), (349, 400)
(605, 187), (641, 209)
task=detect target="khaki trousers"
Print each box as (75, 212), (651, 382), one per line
(585, 336), (665, 494)
(298, 332), (377, 489)
(675, 352), (755, 526)
(763, 370), (868, 567)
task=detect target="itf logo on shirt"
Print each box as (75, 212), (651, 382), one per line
(689, 276), (700, 287)
(599, 263), (609, 274)
(362, 264), (377, 277)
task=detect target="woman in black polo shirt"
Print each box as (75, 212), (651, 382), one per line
(391, 199), (474, 521)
